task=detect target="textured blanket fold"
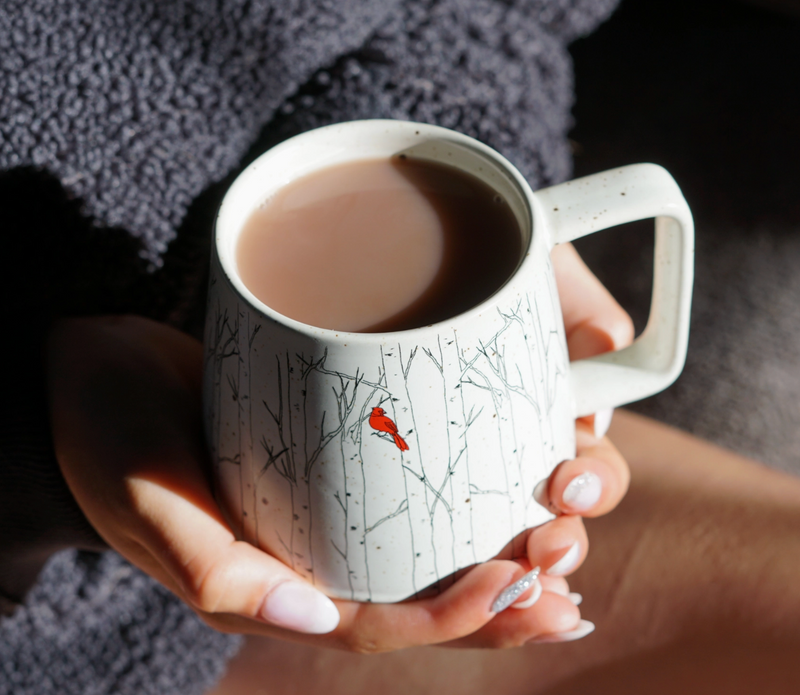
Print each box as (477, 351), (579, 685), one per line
(0, 1), (619, 692)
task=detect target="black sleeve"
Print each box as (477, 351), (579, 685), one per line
(0, 341), (107, 613)
(0, 169), (109, 616)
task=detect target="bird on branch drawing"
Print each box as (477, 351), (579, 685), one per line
(369, 407), (409, 451)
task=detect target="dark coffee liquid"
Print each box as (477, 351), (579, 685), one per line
(237, 157), (523, 333)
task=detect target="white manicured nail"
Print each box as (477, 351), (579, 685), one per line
(546, 541), (581, 576)
(511, 577), (543, 609)
(594, 408), (613, 438)
(261, 582), (340, 634)
(568, 592), (583, 606)
(533, 479), (549, 507)
(528, 619), (595, 643)
(561, 472), (602, 512)
(492, 568), (541, 613)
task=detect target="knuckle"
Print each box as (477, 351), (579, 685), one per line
(480, 632), (529, 649)
(185, 556), (229, 614)
(506, 635), (530, 649)
(340, 632), (388, 655)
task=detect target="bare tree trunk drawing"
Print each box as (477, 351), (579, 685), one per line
(207, 299), (242, 534)
(422, 336), (472, 589)
(240, 315), (260, 544)
(453, 332), (479, 565)
(297, 354), (363, 585)
(531, 288), (568, 484)
(438, 333), (480, 568)
(476, 310), (531, 554)
(382, 345), (447, 593)
(261, 354), (297, 569)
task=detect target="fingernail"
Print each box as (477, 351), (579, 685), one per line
(533, 479), (549, 508)
(511, 578), (543, 610)
(491, 567), (541, 613)
(593, 408), (614, 439)
(546, 541), (581, 576)
(528, 619), (595, 643)
(568, 592), (583, 606)
(561, 472), (602, 512)
(261, 582), (340, 634)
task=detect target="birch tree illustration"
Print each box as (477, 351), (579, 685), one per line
(210, 274), (570, 601)
(254, 350), (386, 590)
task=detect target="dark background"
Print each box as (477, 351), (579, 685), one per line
(568, 0), (800, 472)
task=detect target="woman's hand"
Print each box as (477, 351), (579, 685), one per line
(46, 245), (631, 652)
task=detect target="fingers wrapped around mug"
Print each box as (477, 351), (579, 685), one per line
(534, 422), (630, 518)
(551, 243), (635, 362)
(185, 555), (583, 650)
(525, 515), (588, 579)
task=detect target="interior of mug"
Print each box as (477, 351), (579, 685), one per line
(215, 120), (534, 300)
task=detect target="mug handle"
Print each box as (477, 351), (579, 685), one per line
(531, 164), (694, 418)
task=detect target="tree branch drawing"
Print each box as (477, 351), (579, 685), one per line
(364, 499), (409, 535)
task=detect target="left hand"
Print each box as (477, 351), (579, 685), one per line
(47, 244), (633, 651)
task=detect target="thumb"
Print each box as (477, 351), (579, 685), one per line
(47, 316), (339, 636)
(129, 473), (341, 635)
(551, 243), (634, 361)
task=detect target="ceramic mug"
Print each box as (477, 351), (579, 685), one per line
(203, 119), (694, 603)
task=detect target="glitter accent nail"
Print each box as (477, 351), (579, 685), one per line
(491, 567), (541, 613)
(510, 578), (543, 610)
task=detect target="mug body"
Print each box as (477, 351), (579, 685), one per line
(203, 120), (575, 602)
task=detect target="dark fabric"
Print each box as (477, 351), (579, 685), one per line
(0, 551), (241, 695)
(0, 0), (619, 692)
(0, 324), (106, 606)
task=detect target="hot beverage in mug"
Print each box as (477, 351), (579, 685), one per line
(236, 156), (523, 333)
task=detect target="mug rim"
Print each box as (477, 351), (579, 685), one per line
(214, 119), (540, 343)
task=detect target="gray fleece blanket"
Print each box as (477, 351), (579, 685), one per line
(0, 1), (619, 693)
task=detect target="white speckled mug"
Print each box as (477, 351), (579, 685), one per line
(203, 120), (694, 603)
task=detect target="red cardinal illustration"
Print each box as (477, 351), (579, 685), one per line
(369, 407), (409, 451)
